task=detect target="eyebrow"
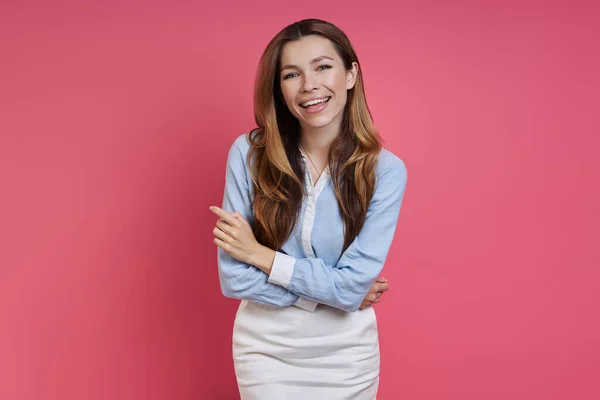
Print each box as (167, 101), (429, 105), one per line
(280, 55), (334, 72)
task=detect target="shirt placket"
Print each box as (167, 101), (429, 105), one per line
(299, 153), (330, 258)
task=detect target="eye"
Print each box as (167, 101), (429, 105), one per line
(317, 64), (332, 71)
(282, 72), (298, 80)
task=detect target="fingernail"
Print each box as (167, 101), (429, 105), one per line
(381, 277), (387, 282)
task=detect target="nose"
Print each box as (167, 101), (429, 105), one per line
(301, 73), (319, 92)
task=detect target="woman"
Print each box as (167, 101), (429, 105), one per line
(210, 18), (407, 399)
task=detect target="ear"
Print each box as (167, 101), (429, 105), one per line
(346, 62), (359, 90)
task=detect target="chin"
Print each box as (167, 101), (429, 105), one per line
(303, 118), (335, 129)
(298, 110), (342, 130)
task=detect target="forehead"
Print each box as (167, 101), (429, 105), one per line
(280, 35), (339, 65)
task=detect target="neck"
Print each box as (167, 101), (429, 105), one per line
(299, 122), (341, 157)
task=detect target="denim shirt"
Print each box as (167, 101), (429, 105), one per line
(217, 133), (408, 312)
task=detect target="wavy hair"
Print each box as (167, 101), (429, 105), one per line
(248, 18), (382, 254)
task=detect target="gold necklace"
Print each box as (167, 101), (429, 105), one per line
(300, 145), (326, 177)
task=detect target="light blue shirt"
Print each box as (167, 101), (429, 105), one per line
(217, 133), (408, 312)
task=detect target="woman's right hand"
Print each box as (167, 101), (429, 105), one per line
(359, 276), (389, 310)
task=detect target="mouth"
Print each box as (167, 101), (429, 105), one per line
(299, 96), (331, 108)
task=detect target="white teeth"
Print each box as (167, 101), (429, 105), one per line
(301, 97), (330, 107)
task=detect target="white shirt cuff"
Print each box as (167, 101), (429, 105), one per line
(293, 297), (318, 312)
(268, 251), (296, 288)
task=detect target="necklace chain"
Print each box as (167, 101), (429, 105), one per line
(300, 145), (326, 178)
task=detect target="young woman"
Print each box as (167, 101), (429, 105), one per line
(210, 18), (408, 399)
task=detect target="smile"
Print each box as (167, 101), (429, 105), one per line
(299, 97), (331, 108)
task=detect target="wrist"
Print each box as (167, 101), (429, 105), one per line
(252, 244), (275, 274)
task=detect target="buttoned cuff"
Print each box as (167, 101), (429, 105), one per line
(268, 251), (296, 288)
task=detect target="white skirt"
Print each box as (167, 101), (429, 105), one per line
(232, 300), (380, 399)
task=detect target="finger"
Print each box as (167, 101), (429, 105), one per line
(209, 206), (240, 227)
(375, 282), (390, 292)
(375, 276), (388, 283)
(366, 293), (377, 302)
(370, 282), (389, 293)
(216, 219), (235, 236)
(232, 212), (248, 225)
(373, 297), (381, 304)
(213, 237), (231, 252)
(213, 227), (231, 243)
(369, 282), (388, 294)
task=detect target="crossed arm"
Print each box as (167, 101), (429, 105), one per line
(213, 138), (407, 312)
(211, 205), (389, 310)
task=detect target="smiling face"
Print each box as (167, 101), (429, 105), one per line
(278, 35), (358, 134)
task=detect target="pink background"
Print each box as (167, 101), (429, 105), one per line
(1, 1), (598, 399)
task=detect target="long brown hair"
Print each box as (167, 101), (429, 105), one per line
(249, 18), (382, 254)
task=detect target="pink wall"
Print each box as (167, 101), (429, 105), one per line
(1, 1), (598, 399)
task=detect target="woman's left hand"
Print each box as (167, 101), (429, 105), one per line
(210, 206), (261, 266)
(359, 276), (389, 310)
